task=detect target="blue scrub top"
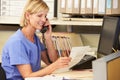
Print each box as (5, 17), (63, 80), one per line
(2, 29), (45, 80)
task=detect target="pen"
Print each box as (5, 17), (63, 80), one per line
(112, 47), (117, 53)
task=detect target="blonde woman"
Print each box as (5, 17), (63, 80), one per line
(2, 0), (71, 80)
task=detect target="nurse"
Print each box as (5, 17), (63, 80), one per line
(1, 0), (71, 80)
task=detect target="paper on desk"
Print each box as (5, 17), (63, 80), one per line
(25, 75), (64, 80)
(53, 46), (90, 73)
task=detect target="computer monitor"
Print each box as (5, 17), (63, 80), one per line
(97, 16), (120, 56)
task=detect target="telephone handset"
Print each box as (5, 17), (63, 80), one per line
(40, 26), (48, 33)
(41, 26), (48, 47)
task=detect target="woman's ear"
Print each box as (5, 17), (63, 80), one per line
(25, 11), (30, 20)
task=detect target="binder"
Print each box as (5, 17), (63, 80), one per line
(106, 0), (112, 14)
(72, 0), (80, 14)
(112, 0), (120, 14)
(86, 0), (93, 14)
(93, 0), (98, 14)
(59, 0), (66, 13)
(80, 0), (86, 14)
(98, 0), (106, 14)
(66, 0), (73, 13)
(66, 0), (80, 14)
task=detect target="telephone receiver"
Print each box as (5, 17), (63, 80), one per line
(41, 26), (48, 47)
(40, 26), (48, 33)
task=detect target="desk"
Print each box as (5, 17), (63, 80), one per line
(25, 69), (93, 80)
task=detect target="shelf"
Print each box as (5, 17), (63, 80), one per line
(50, 18), (103, 26)
(0, 16), (103, 26)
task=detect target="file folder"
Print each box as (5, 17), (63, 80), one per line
(93, 0), (98, 14)
(80, 0), (86, 14)
(86, 0), (93, 14)
(106, 0), (112, 14)
(98, 0), (106, 14)
(66, 0), (80, 14)
(72, 0), (80, 14)
(59, 0), (66, 13)
(112, 0), (120, 14)
(66, 0), (73, 13)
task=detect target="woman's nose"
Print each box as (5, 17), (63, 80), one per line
(41, 17), (47, 22)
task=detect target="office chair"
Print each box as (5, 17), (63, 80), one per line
(0, 63), (6, 80)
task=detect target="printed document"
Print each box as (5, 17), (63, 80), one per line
(53, 46), (90, 73)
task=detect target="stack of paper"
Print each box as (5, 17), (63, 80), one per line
(25, 75), (64, 80)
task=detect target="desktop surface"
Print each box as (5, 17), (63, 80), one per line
(25, 69), (93, 80)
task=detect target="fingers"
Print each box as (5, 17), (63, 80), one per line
(54, 57), (71, 69)
(59, 57), (71, 62)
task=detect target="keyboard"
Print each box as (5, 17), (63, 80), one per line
(71, 55), (96, 70)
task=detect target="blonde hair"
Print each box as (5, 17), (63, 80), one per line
(20, 0), (49, 27)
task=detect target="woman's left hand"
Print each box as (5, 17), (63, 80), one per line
(44, 19), (52, 39)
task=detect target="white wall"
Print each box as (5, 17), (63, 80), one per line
(81, 34), (100, 47)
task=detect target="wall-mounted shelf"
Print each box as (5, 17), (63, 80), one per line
(51, 18), (103, 26)
(51, 18), (103, 32)
(0, 16), (103, 32)
(0, 16), (103, 26)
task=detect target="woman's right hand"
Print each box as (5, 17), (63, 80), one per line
(39, 57), (71, 75)
(52, 57), (71, 69)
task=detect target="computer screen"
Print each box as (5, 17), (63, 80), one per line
(97, 16), (120, 56)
